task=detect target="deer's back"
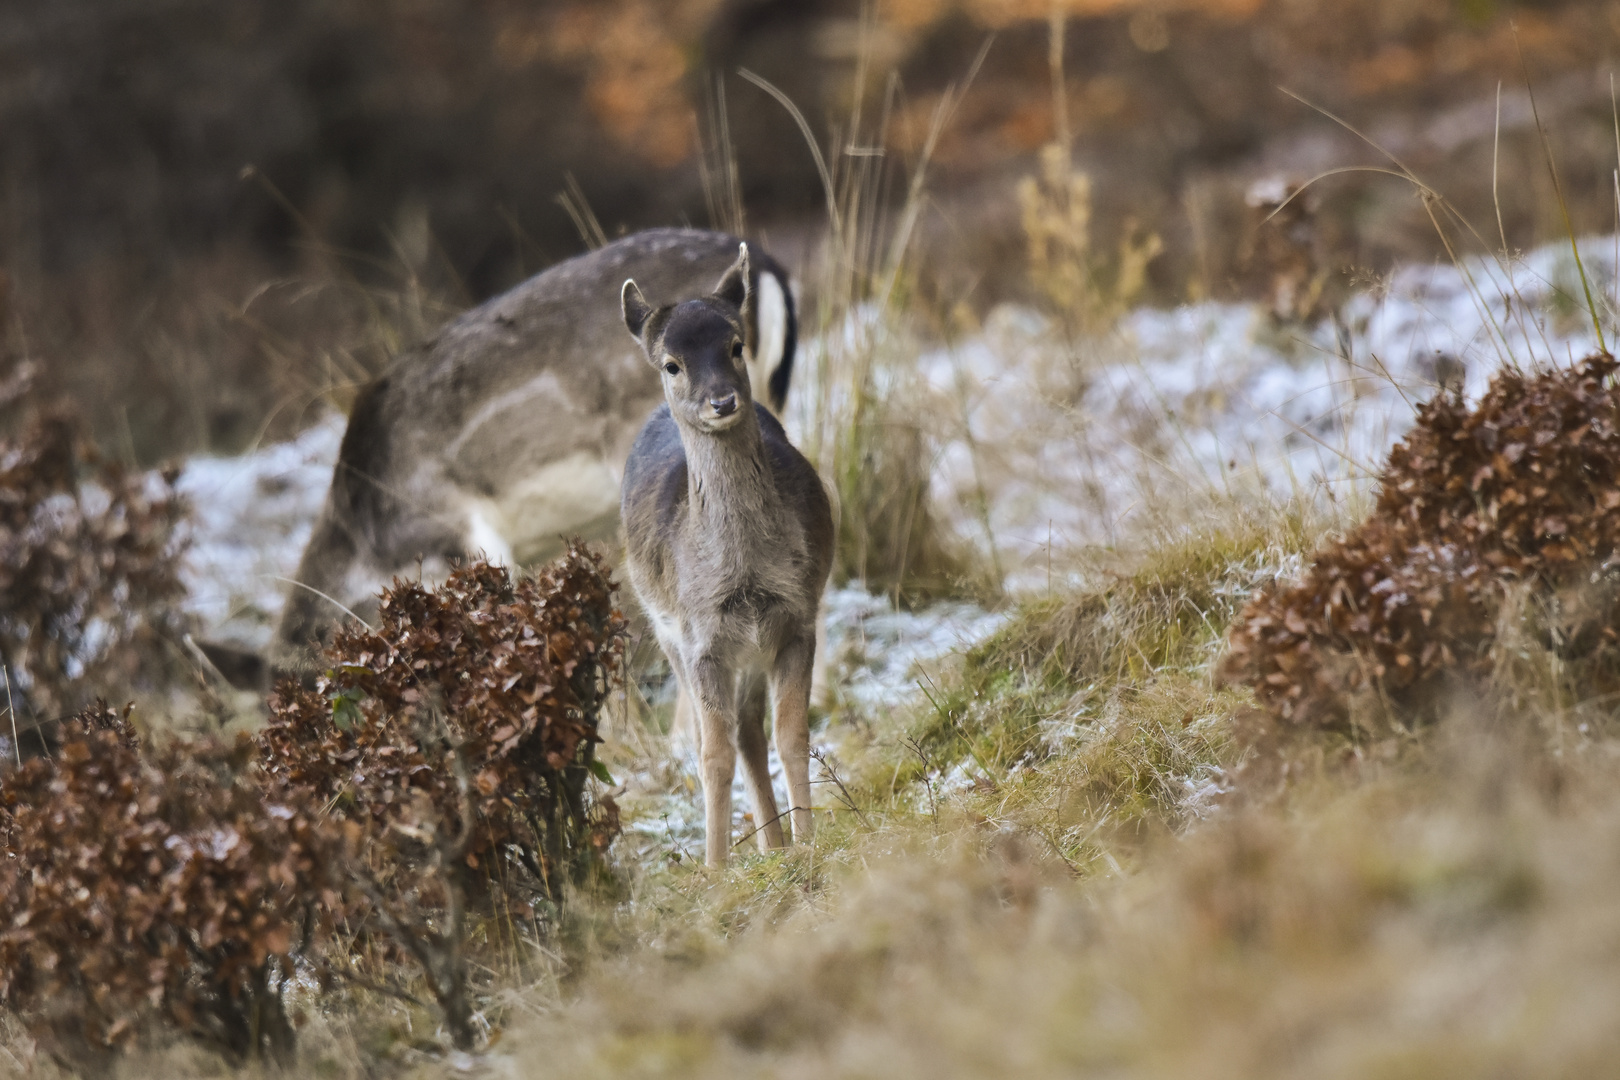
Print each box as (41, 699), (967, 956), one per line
(383, 230), (767, 471)
(335, 229), (791, 562)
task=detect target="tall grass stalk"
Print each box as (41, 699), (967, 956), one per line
(1282, 81), (1620, 374)
(233, 167), (461, 432)
(743, 31), (994, 603)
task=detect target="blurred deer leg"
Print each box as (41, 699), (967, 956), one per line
(693, 657), (737, 866)
(736, 672), (783, 852)
(772, 636), (815, 845)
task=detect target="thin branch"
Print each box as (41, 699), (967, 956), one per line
(809, 747), (873, 829)
(903, 735), (938, 827)
(732, 804), (801, 850)
(4, 663), (18, 768)
(316, 963), (430, 1010)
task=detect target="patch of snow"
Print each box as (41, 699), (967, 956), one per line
(1179, 773), (1230, 820)
(163, 233), (1620, 864)
(921, 234), (1620, 589)
(620, 585), (1008, 860)
(175, 412), (344, 651)
(821, 585), (1009, 715)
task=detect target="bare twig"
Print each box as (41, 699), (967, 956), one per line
(4, 663), (18, 768)
(349, 865), (477, 1051)
(732, 804), (800, 850)
(902, 735), (939, 827)
(917, 671), (996, 781)
(315, 962), (430, 1010)
(809, 747), (873, 830)
(347, 704), (481, 1051)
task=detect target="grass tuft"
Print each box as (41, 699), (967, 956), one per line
(894, 506), (1324, 790)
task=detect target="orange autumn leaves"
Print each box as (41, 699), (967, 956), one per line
(494, 0), (724, 168)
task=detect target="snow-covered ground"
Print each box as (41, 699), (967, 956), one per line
(618, 585), (1012, 857)
(173, 233), (1618, 749)
(820, 586), (1008, 714)
(176, 413), (345, 653)
(918, 236), (1619, 588)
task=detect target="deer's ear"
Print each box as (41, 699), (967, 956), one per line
(622, 279), (654, 341)
(713, 243), (751, 312)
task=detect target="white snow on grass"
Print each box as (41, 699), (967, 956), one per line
(921, 235), (1620, 588)
(619, 585), (1011, 860)
(177, 236), (1620, 646)
(176, 412), (345, 652)
(172, 235), (1620, 859)
(820, 585), (1009, 714)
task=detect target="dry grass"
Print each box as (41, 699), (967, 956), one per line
(760, 28), (1001, 605)
(493, 707), (1620, 1080)
(879, 504), (1325, 793)
(483, 137), (1620, 1077)
(6, 437), (1619, 1080)
(475, 470), (1620, 1079)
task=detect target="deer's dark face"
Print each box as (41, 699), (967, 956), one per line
(623, 242), (757, 435)
(652, 300), (752, 433)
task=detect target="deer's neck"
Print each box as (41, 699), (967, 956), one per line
(677, 410), (779, 543)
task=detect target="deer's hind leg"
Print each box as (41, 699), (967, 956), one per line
(735, 671), (784, 852)
(771, 635), (816, 845)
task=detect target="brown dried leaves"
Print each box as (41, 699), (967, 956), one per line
(0, 705), (342, 1065)
(0, 543), (627, 1061)
(255, 544), (626, 1050)
(1224, 354), (1620, 732)
(0, 411), (189, 719)
(258, 542), (627, 895)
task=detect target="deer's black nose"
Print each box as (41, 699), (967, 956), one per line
(710, 393), (738, 417)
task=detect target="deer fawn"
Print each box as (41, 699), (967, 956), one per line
(196, 229), (798, 687)
(620, 244), (834, 866)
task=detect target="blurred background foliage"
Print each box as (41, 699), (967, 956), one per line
(1, 0), (1618, 461)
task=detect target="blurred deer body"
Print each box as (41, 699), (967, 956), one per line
(619, 245), (834, 866)
(264, 229), (796, 677)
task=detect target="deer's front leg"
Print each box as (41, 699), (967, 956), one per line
(735, 672), (784, 852)
(771, 636), (816, 845)
(693, 655), (738, 866)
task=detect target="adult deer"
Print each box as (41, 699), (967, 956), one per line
(201, 229), (798, 686)
(620, 244), (834, 866)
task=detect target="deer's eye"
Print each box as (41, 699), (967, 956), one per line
(663, 362), (680, 376)
(731, 340), (744, 360)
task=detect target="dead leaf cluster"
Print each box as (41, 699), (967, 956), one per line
(259, 543), (626, 900)
(255, 544), (626, 1048)
(0, 411), (189, 727)
(0, 545), (627, 1064)
(1224, 353), (1620, 732)
(0, 704), (344, 1070)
